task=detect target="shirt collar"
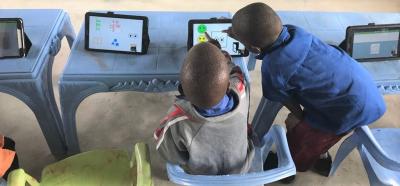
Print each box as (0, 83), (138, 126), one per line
(256, 26), (291, 60)
(195, 94), (235, 117)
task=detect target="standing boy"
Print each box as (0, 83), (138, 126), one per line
(225, 2), (386, 178)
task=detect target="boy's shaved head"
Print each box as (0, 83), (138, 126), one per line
(232, 2), (282, 48)
(181, 42), (230, 109)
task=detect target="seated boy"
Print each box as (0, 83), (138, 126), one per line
(154, 42), (254, 175)
(225, 2), (386, 178)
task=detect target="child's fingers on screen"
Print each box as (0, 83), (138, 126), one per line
(205, 32), (212, 40)
(205, 32), (222, 49)
(222, 27), (231, 34)
(222, 27), (237, 40)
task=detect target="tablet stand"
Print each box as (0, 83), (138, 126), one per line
(142, 32), (150, 54)
(23, 32), (32, 56)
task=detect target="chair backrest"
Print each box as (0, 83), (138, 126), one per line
(251, 97), (283, 144)
(166, 125), (296, 186)
(356, 126), (400, 171)
(6, 169), (39, 186)
(132, 143), (153, 186)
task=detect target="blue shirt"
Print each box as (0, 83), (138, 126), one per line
(258, 25), (386, 134)
(196, 94), (235, 117)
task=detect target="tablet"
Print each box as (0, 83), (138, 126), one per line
(188, 19), (249, 57)
(0, 18), (26, 59)
(85, 12), (150, 54)
(345, 23), (400, 62)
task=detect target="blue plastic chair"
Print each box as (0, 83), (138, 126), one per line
(166, 125), (296, 186)
(330, 126), (400, 185)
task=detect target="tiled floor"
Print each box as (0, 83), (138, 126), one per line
(1, 0), (399, 185)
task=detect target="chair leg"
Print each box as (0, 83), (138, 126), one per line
(329, 134), (359, 176)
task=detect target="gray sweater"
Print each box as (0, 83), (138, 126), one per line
(154, 67), (254, 175)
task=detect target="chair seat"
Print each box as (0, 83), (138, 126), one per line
(40, 149), (134, 186)
(330, 127), (400, 185)
(362, 147), (400, 185)
(370, 128), (400, 162)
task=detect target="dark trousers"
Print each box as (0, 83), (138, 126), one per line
(286, 120), (346, 171)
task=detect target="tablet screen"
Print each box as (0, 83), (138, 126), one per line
(0, 21), (21, 58)
(191, 23), (247, 56)
(87, 15), (144, 53)
(352, 29), (399, 60)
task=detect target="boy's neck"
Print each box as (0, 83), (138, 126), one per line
(257, 26), (290, 59)
(195, 93), (235, 117)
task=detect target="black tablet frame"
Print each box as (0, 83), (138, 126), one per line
(187, 19), (249, 57)
(345, 23), (400, 62)
(84, 12), (150, 55)
(0, 18), (27, 59)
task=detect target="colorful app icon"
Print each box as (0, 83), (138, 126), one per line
(129, 33), (138, 38)
(109, 20), (121, 33)
(197, 24), (207, 33)
(130, 44), (137, 52)
(232, 42), (239, 53)
(93, 37), (103, 45)
(95, 18), (102, 31)
(197, 35), (207, 43)
(112, 38), (119, 46)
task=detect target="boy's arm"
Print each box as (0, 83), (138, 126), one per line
(156, 125), (189, 165)
(261, 73), (303, 118)
(285, 112), (301, 131)
(282, 99), (303, 119)
(205, 32), (221, 49)
(154, 106), (190, 165)
(229, 65), (246, 91)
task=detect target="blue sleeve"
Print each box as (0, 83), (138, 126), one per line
(261, 75), (291, 103)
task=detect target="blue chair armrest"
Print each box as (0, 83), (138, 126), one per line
(246, 52), (257, 71)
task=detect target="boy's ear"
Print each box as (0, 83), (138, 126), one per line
(178, 84), (185, 96)
(226, 82), (230, 93)
(221, 50), (232, 62)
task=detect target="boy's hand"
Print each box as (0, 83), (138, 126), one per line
(205, 32), (221, 49)
(221, 50), (232, 63)
(223, 27), (238, 40)
(205, 32), (232, 62)
(285, 113), (301, 131)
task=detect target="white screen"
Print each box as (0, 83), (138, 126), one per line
(193, 23), (246, 56)
(88, 16), (143, 53)
(0, 21), (20, 57)
(352, 30), (399, 59)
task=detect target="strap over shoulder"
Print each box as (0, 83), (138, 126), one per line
(154, 104), (189, 149)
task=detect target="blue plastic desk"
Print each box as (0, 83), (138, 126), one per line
(0, 9), (75, 159)
(251, 11), (400, 141)
(59, 11), (250, 155)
